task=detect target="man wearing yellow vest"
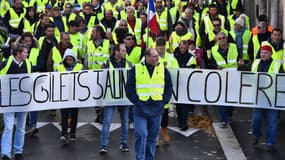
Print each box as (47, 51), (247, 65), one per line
(0, 44), (31, 160)
(208, 32), (243, 128)
(169, 21), (192, 53)
(248, 20), (271, 60)
(251, 45), (283, 152)
(99, 43), (132, 153)
(199, 4), (227, 42)
(47, 32), (74, 72)
(123, 33), (142, 65)
(126, 48), (173, 160)
(155, 0), (173, 38)
(3, 0), (25, 39)
(155, 37), (178, 145)
(229, 17), (252, 70)
(258, 29), (284, 63)
(85, 25), (110, 123)
(17, 32), (41, 136)
(126, 6), (142, 45)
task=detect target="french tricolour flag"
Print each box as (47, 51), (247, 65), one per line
(148, 0), (159, 36)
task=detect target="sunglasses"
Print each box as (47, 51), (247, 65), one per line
(218, 37), (226, 40)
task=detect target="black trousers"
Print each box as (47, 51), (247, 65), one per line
(161, 109), (169, 128)
(60, 108), (78, 136)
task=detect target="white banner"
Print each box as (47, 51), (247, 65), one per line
(1, 68), (285, 113)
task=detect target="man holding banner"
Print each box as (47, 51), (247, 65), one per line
(251, 45), (283, 151)
(126, 48), (172, 160)
(209, 32), (243, 128)
(0, 44), (31, 160)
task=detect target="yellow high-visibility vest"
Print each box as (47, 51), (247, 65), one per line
(135, 63), (165, 101)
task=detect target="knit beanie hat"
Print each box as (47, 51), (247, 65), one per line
(235, 18), (245, 27)
(260, 45), (272, 53)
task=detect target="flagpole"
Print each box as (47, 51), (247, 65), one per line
(146, 1), (150, 49)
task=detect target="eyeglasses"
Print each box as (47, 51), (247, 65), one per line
(213, 24), (221, 27)
(218, 37), (226, 40)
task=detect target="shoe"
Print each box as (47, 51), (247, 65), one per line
(120, 143), (130, 152)
(30, 128), (39, 136)
(14, 154), (24, 160)
(252, 137), (259, 146)
(69, 134), (76, 141)
(180, 125), (189, 131)
(219, 122), (228, 128)
(99, 146), (108, 154)
(2, 156), (11, 160)
(160, 128), (170, 143)
(60, 136), (69, 144)
(129, 123), (134, 130)
(263, 144), (276, 152)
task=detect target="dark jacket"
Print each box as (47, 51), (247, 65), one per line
(126, 62), (173, 116)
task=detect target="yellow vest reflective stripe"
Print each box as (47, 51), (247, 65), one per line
(252, 35), (261, 59)
(186, 55), (197, 66)
(70, 32), (86, 58)
(133, 19), (142, 45)
(0, 56), (31, 74)
(135, 63), (165, 101)
(211, 43), (238, 69)
(79, 13), (97, 29)
(231, 0), (239, 10)
(261, 41), (284, 62)
(126, 46), (142, 64)
(159, 53), (179, 69)
(28, 47), (40, 66)
(52, 47), (62, 70)
(0, 1), (10, 18)
(169, 6), (178, 25)
(9, 8), (26, 28)
(156, 8), (168, 31)
(36, 0), (49, 13)
(87, 40), (110, 69)
(57, 63), (83, 72)
(169, 31), (192, 53)
(204, 15), (225, 33)
(251, 59), (281, 73)
(229, 29), (252, 60)
(104, 1), (122, 19)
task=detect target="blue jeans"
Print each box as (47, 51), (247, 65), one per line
(1, 112), (27, 158)
(134, 114), (162, 160)
(26, 111), (38, 128)
(252, 109), (279, 145)
(219, 106), (233, 123)
(100, 106), (129, 147)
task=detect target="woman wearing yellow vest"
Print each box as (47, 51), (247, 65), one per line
(56, 49), (83, 144)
